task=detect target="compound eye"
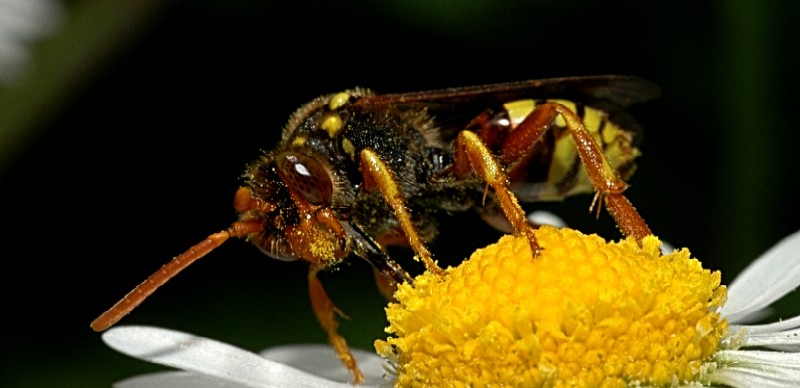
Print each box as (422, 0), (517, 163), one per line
(276, 152), (333, 205)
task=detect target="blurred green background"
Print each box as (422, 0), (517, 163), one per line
(2, 0), (798, 386)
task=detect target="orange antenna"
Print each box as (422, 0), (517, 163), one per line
(90, 220), (263, 332)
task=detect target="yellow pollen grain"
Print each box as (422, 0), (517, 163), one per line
(321, 112), (344, 138)
(341, 138), (356, 160)
(376, 226), (728, 387)
(290, 134), (307, 148)
(309, 238), (334, 260)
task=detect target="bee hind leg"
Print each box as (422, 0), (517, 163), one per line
(497, 102), (651, 243)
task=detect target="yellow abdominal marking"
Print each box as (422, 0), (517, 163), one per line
(376, 226), (728, 387)
(503, 99), (537, 127)
(503, 99), (637, 199)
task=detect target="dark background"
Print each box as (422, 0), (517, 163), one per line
(2, 1), (798, 386)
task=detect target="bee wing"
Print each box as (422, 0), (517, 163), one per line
(353, 75), (660, 110)
(353, 75), (659, 142)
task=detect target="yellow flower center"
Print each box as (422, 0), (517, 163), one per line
(376, 226), (728, 387)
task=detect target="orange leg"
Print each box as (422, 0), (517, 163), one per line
(372, 267), (396, 301)
(497, 102), (651, 242)
(308, 265), (364, 384)
(359, 149), (446, 275)
(453, 130), (540, 254)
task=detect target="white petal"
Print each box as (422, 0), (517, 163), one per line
(715, 349), (800, 368)
(659, 240), (675, 254)
(733, 314), (800, 335)
(260, 344), (390, 386)
(738, 328), (800, 351)
(708, 350), (800, 387)
(721, 229), (800, 322)
(102, 326), (381, 388)
(725, 308), (774, 324)
(116, 371), (250, 388)
(527, 211), (566, 228)
(729, 315), (800, 351)
(708, 366), (800, 388)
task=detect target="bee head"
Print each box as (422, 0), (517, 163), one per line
(235, 146), (351, 266)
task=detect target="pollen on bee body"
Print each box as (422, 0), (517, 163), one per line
(321, 112), (344, 137)
(309, 239), (337, 261)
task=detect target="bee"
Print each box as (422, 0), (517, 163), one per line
(91, 75), (659, 383)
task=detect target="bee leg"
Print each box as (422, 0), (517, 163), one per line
(308, 265), (364, 384)
(372, 233), (413, 299)
(359, 149), (446, 275)
(372, 268), (396, 300)
(499, 102), (651, 242)
(453, 130), (540, 255)
(341, 221), (414, 298)
(475, 197), (515, 233)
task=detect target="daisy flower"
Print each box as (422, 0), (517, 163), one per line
(102, 226), (800, 387)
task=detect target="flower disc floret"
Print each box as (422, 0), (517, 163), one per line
(376, 226), (728, 387)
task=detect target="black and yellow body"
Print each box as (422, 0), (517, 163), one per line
(240, 76), (656, 269)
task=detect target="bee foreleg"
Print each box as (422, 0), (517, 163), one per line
(308, 265), (364, 384)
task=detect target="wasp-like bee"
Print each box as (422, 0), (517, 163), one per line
(92, 75), (660, 383)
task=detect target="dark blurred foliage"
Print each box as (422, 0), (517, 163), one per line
(1, 1), (798, 386)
